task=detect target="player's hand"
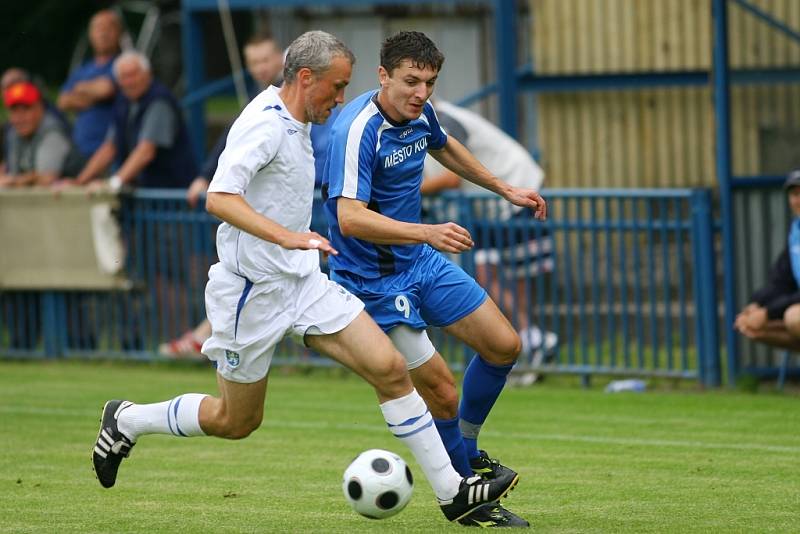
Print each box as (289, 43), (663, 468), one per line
(186, 177), (209, 208)
(424, 222), (473, 253)
(278, 231), (338, 255)
(504, 187), (547, 220)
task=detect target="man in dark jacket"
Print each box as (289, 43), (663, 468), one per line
(734, 169), (800, 349)
(70, 50), (196, 191)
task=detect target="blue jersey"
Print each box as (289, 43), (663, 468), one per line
(61, 57), (117, 158)
(322, 90), (447, 279)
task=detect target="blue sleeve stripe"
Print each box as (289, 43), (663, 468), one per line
(342, 103), (380, 198)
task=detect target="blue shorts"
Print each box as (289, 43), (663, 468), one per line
(331, 245), (487, 332)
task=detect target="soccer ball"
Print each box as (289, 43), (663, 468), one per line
(342, 449), (414, 519)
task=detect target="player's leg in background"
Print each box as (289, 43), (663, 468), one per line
(443, 298), (521, 459)
(401, 341), (473, 477)
(305, 311), (463, 502)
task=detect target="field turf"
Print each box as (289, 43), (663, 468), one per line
(1, 360), (798, 533)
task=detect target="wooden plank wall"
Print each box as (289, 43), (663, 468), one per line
(529, 0), (800, 187)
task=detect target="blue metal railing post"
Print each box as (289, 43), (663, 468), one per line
(494, 0), (518, 138)
(181, 8), (207, 165)
(690, 189), (721, 387)
(712, 0), (738, 386)
(41, 292), (64, 358)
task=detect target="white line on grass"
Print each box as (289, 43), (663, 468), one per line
(2, 405), (798, 454)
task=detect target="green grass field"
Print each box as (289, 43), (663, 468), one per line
(1, 360), (798, 533)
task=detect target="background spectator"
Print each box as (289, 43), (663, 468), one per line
(71, 51), (196, 190)
(734, 169), (800, 351)
(58, 9), (123, 159)
(2, 67), (70, 161)
(0, 81), (84, 187)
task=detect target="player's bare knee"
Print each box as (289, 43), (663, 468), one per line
(371, 349), (411, 393)
(484, 331), (522, 365)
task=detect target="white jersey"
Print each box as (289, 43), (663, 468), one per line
(208, 86), (318, 282)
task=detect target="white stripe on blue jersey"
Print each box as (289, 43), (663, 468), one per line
(323, 90), (447, 279)
(342, 101), (378, 199)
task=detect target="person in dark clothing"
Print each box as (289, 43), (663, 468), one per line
(70, 50), (196, 191)
(734, 169), (800, 350)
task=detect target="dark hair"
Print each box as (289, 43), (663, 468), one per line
(380, 31), (444, 75)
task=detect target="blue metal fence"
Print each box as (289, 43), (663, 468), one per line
(0, 188), (720, 385)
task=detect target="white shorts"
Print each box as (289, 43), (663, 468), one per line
(202, 263), (364, 383)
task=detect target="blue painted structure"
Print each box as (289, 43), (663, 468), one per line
(0, 189), (723, 386)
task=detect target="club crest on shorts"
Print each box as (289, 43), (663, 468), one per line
(224, 349), (240, 368)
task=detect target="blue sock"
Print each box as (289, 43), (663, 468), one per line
(459, 354), (513, 459)
(434, 416), (472, 477)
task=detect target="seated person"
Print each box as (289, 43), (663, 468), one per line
(734, 169), (800, 350)
(70, 51), (196, 190)
(0, 81), (84, 187)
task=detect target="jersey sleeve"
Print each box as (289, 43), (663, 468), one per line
(138, 100), (178, 148)
(326, 114), (377, 203)
(34, 131), (71, 174)
(60, 68), (80, 94)
(424, 103), (448, 150)
(435, 109), (468, 145)
(208, 114), (280, 195)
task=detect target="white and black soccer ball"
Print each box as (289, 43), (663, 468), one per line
(342, 449), (414, 519)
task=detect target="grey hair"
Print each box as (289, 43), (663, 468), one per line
(283, 31), (355, 83)
(113, 50), (151, 78)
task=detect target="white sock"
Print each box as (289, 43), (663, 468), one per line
(117, 393), (207, 441)
(380, 389), (462, 501)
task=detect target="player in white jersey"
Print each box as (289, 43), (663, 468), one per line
(90, 31), (517, 525)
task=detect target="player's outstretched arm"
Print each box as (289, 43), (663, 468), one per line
(431, 136), (547, 220)
(207, 192), (337, 254)
(337, 197), (472, 253)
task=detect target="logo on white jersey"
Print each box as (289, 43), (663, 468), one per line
(225, 350), (240, 368)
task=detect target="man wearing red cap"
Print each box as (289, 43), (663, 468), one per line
(0, 81), (84, 187)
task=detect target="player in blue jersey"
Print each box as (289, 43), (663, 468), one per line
(322, 31), (546, 528)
